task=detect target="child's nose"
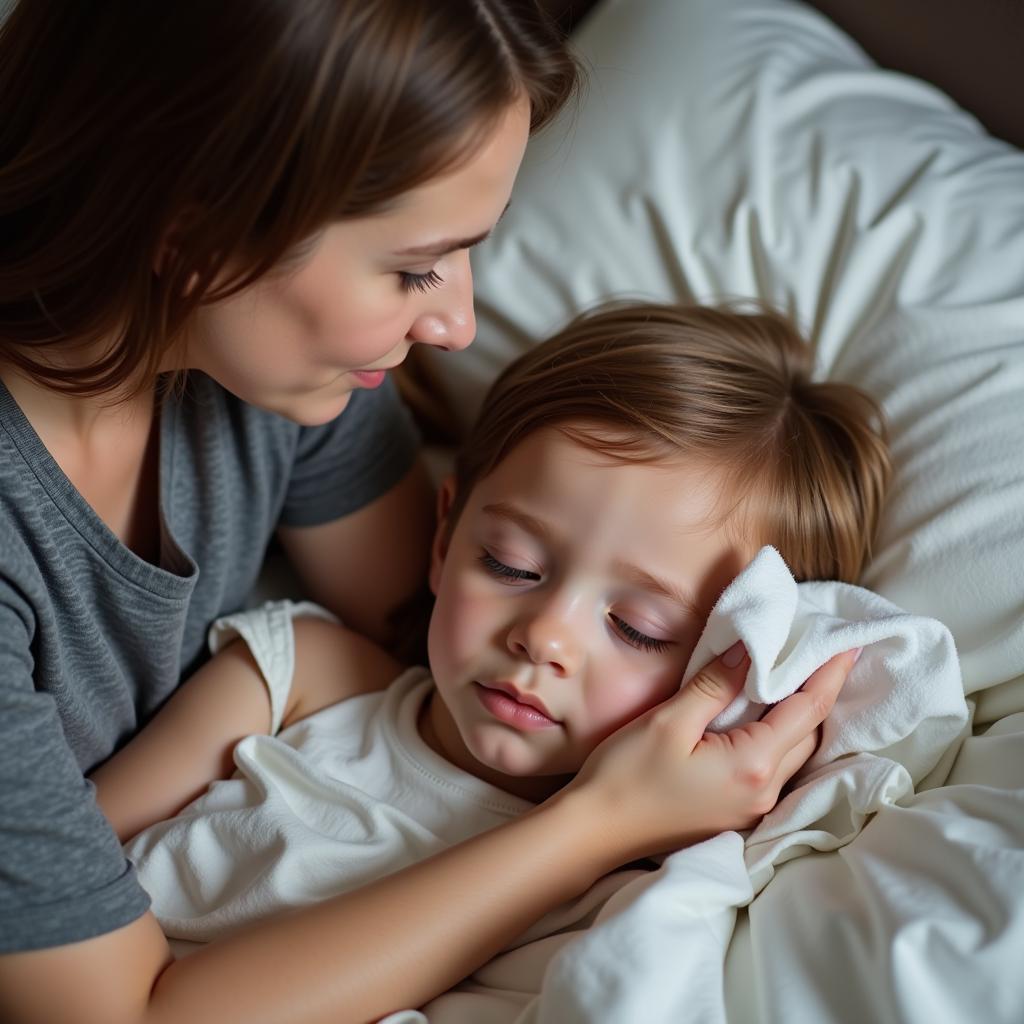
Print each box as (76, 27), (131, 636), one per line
(505, 605), (583, 677)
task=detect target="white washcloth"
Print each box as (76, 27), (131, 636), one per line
(687, 546), (967, 782)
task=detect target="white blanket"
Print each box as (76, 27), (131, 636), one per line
(388, 550), (968, 1023)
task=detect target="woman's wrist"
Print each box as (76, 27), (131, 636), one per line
(533, 783), (634, 881)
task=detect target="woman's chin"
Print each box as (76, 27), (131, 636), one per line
(259, 389), (354, 426)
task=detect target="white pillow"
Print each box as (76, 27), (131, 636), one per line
(433, 0), (1024, 717)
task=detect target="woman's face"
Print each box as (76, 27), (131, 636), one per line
(183, 98), (531, 425)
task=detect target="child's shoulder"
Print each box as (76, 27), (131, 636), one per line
(285, 616), (405, 726)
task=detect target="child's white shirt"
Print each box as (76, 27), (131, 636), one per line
(125, 604), (534, 942)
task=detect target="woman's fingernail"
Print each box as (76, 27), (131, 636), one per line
(722, 640), (746, 668)
(851, 647), (863, 663)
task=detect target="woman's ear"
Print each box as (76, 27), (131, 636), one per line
(153, 206), (205, 294)
(428, 476), (457, 596)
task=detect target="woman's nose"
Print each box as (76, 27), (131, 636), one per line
(505, 602), (583, 678)
(406, 253), (476, 352)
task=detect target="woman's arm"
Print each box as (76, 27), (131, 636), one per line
(0, 791), (626, 1024)
(90, 617), (401, 843)
(277, 458), (437, 648)
(0, 646), (853, 1024)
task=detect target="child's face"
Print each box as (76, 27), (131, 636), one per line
(425, 426), (757, 800)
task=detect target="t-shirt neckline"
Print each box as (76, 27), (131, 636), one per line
(0, 376), (196, 594)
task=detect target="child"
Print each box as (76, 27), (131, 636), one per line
(95, 301), (885, 942)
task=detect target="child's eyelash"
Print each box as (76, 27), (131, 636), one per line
(478, 552), (540, 582)
(609, 613), (672, 654)
(478, 553), (671, 653)
(399, 269), (444, 293)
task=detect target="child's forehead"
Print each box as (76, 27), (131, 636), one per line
(493, 421), (711, 483)
(475, 424), (745, 529)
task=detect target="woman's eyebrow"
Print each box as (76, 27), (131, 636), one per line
(394, 231), (491, 258)
(394, 202), (511, 258)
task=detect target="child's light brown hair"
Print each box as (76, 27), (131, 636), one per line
(449, 303), (891, 583)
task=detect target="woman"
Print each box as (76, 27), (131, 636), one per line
(0, 3), (851, 1021)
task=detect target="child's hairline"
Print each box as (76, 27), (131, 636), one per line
(443, 413), (771, 556)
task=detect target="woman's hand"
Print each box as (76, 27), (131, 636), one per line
(562, 643), (857, 863)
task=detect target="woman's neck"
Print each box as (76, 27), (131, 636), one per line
(0, 367), (148, 438)
(1, 363), (163, 561)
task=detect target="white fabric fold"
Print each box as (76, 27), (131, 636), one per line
(690, 546), (967, 783)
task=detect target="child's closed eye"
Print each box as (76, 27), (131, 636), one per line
(478, 551), (540, 584)
(608, 613), (673, 654)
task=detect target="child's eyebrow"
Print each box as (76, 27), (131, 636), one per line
(481, 502), (554, 544)
(613, 561), (703, 619)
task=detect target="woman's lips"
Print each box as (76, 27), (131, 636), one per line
(351, 369), (386, 389)
(474, 682), (560, 732)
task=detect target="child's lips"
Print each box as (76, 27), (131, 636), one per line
(487, 680), (556, 719)
(474, 681), (560, 731)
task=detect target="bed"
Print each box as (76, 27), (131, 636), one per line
(408, 0), (1024, 1019)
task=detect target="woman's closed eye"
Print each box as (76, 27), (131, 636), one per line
(478, 551), (540, 584)
(608, 613), (673, 655)
(398, 268), (444, 293)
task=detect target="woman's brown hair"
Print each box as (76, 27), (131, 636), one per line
(0, 0), (578, 395)
(449, 303), (892, 583)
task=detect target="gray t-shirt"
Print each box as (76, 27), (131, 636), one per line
(0, 372), (418, 952)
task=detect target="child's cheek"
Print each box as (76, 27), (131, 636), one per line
(428, 567), (503, 679)
(577, 666), (683, 746)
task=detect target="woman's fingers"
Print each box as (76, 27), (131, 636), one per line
(568, 643), (859, 860)
(672, 640), (751, 749)
(757, 648), (859, 764)
(772, 731), (817, 791)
